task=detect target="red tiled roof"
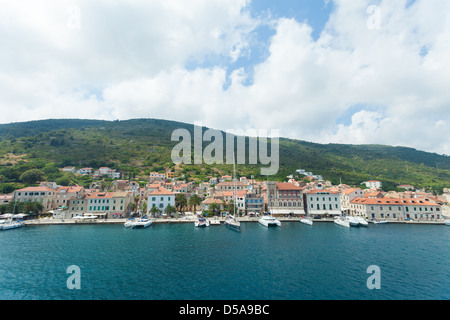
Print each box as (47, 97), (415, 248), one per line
(149, 187), (174, 196)
(16, 187), (55, 192)
(276, 183), (303, 191)
(351, 197), (439, 206)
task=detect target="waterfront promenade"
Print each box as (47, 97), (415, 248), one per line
(22, 216), (447, 226)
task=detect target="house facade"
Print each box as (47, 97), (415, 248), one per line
(350, 197), (442, 220)
(304, 189), (342, 217)
(267, 182), (305, 216)
(13, 187), (56, 211)
(147, 187), (175, 216)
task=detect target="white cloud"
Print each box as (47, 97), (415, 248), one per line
(0, 0), (449, 155)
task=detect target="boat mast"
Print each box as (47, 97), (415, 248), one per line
(233, 151), (237, 218)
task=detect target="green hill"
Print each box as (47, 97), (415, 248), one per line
(0, 118), (448, 194)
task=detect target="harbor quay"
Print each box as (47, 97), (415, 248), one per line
(22, 216), (447, 226)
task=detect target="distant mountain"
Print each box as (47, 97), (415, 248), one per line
(0, 118), (448, 193)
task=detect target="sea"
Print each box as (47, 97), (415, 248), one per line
(0, 222), (449, 300)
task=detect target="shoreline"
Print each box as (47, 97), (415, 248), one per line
(21, 217), (447, 226)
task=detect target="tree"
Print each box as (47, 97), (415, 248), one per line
(175, 193), (187, 214)
(19, 169), (45, 184)
(149, 206), (161, 218)
(164, 205), (176, 217)
(142, 201), (147, 214)
(209, 202), (220, 216)
(188, 194), (201, 214)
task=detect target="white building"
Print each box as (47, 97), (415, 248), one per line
(78, 168), (93, 175)
(147, 187), (175, 216)
(149, 172), (166, 180)
(304, 189), (342, 217)
(363, 180), (383, 189)
(350, 197), (442, 221)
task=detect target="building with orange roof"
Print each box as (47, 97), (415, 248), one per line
(340, 188), (365, 213)
(266, 182), (305, 216)
(55, 186), (85, 209)
(201, 198), (226, 212)
(64, 191), (133, 219)
(13, 187), (57, 211)
(350, 197), (442, 221)
(147, 187), (175, 216)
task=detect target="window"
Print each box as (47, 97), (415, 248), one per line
(152, 197), (156, 201)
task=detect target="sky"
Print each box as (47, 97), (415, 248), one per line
(0, 0), (449, 155)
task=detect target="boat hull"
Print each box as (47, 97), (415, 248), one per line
(300, 218), (313, 226)
(195, 220), (210, 227)
(224, 220), (241, 231)
(345, 216), (360, 227)
(1, 222), (24, 230)
(131, 221), (152, 228)
(334, 218), (350, 228)
(355, 217), (369, 227)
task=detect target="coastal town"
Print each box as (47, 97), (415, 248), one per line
(1, 165), (449, 226)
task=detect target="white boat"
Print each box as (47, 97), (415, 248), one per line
(258, 215), (281, 227)
(124, 218), (134, 228)
(131, 217), (152, 228)
(224, 214), (241, 231)
(355, 216), (369, 227)
(372, 220), (389, 224)
(300, 217), (313, 226)
(195, 216), (210, 227)
(1, 202), (24, 231)
(334, 216), (350, 228)
(345, 215), (360, 227)
(1, 220), (24, 230)
(445, 220), (450, 226)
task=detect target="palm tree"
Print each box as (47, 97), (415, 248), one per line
(164, 205), (176, 218)
(149, 206), (161, 218)
(188, 194), (201, 215)
(175, 193), (187, 215)
(133, 195), (140, 215)
(142, 201), (147, 215)
(209, 202), (220, 217)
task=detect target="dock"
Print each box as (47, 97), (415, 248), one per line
(22, 217), (446, 226)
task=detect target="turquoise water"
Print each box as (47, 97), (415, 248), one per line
(0, 222), (449, 300)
